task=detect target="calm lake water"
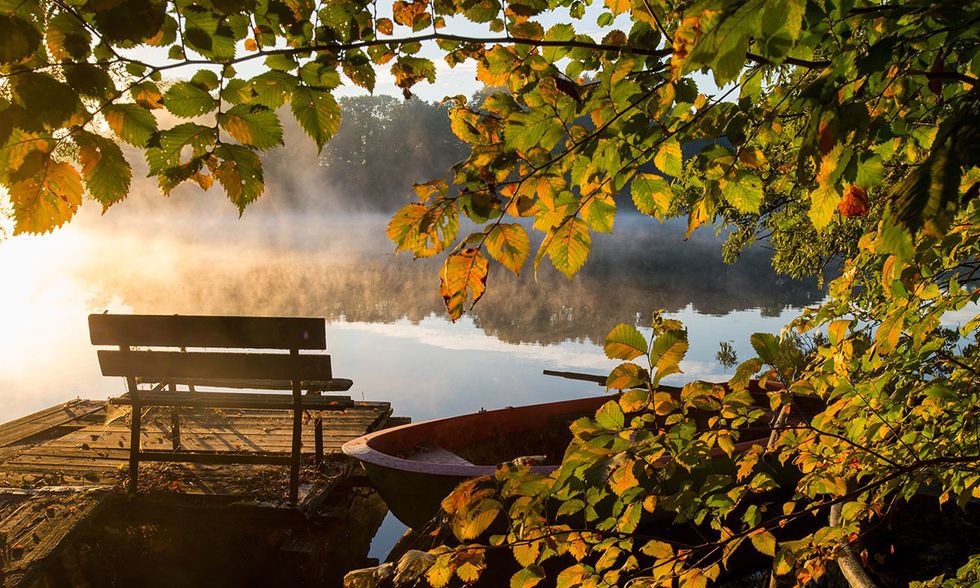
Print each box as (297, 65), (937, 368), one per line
(0, 193), (824, 561)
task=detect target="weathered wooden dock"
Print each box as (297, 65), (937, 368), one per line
(0, 398), (404, 587)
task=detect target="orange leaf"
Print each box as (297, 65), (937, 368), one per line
(440, 248), (489, 320)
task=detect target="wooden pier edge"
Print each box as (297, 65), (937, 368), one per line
(0, 397), (407, 587)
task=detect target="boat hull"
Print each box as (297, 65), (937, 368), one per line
(344, 395), (617, 527)
(343, 382), (795, 528)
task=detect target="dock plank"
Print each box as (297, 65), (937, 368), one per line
(0, 401), (105, 448)
(0, 401), (393, 496)
(0, 490), (114, 588)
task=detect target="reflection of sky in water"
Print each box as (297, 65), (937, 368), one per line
(0, 208), (820, 422)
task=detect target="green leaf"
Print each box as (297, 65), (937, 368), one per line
(75, 132), (130, 210)
(10, 157), (83, 234)
(164, 81), (218, 118)
(506, 107), (565, 152)
(631, 174), (672, 219)
(90, 0), (166, 44)
(654, 139), (682, 177)
(604, 324), (648, 360)
(756, 0), (804, 63)
(606, 362), (648, 389)
(485, 223), (530, 275)
(213, 143), (264, 212)
(63, 63), (115, 99)
(541, 217), (591, 279)
(650, 329), (688, 382)
(218, 105), (283, 149)
(145, 123), (215, 175)
(724, 171), (763, 214)
(750, 333), (780, 365)
(750, 530), (776, 556)
(510, 566), (545, 588)
(0, 14), (40, 64)
(104, 104), (158, 147)
(595, 400), (625, 430)
(290, 86), (341, 152)
(11, 73), (80, 130)
(581, 194), (616, 233)
(809, 184), (839, 231)
(45, 12), (90, 60)
(246, 71), (299, 108)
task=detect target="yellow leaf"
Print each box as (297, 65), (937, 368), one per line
(680, 569), (708, 588)
(425, 556), (454, 588)
(808, 184), (840, 231)
(567, 535), (588, 561)
(392, 0), (429, 27)
(604, 324), (648, 360)
(513, 539), (540, 567)
(440, 248), (489, 320)
(750, 530), (776, 556)
(10, 159), (83, 234)
(541, 217), (591, 279)
(654, 138), (682, 177)
(609, 458), (638, 495)
(640, 539), (673, 559)
(510, 566), (545, 588)
(604, 0), (630, 15)
(454, 548), (486, 583)
(738, 146), (768, 169)
(875, 312), (904, 355)
(605, 362), (648, 390)
(486, 223), (530, 274)
(386, 201), (459, 257)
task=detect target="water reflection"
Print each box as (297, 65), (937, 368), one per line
(0, 204), (822, 423)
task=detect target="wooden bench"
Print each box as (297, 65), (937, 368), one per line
(88, 313), (355, 503)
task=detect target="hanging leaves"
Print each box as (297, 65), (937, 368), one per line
(439, 248), (489, 320)
(539, 217), (591, 279)
(0, 15), (40, 64)
(213, 144), (264, 212)
(218, 105), (284, 149)
(290, 85), (341, 151)
(75, 131), (131, 210)
(163, 81), (218, 118)
(9, 156), (83, 234)
(485, 223), (530, 274)
(104, 104), (158, 147)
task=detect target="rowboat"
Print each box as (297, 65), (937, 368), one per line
(342, 375), (795, 528)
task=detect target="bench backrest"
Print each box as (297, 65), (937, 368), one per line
(89, 314), (332, 382)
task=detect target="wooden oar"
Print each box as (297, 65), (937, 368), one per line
(542, 369), (607, 386)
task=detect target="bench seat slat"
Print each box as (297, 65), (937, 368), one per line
(98, 350), (333, 381)
(144, 377), (353, 392)
(89, 314), (326, 350)
(110, 391), (354, 410)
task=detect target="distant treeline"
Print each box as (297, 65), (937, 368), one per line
(261, 95), (468, 212)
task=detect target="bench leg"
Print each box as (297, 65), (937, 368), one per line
(169, 384), (181, 451)
(127, 377), (141, 496)
(170, 407), (181, 451)
(314, 417), (323, 465)
(289, 380), (302, 504)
